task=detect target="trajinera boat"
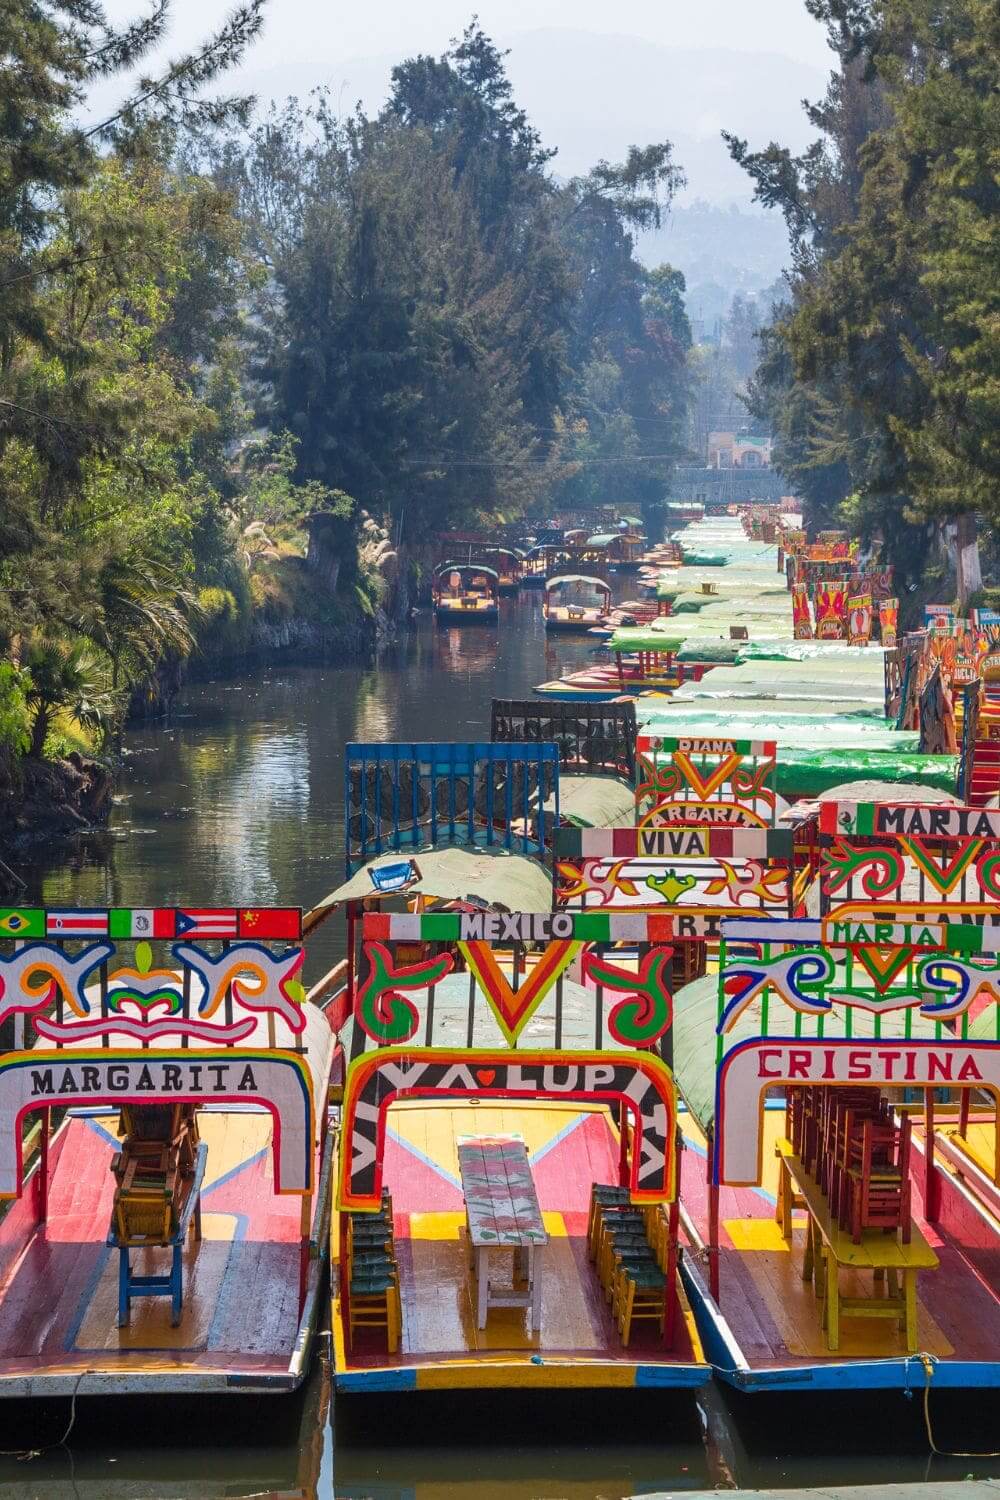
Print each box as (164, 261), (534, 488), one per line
(320, 738), (709, 1395)
(543, 575), (612, 632)
(0, 904), (334, 1397)
(433, 563), (500, 623)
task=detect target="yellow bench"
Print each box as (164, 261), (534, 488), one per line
(775, 1136), (938, 1353)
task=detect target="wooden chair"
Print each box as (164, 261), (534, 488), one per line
(842, 1115), (912, 1244)
(587, 1183), (630, 1260)
(346, 1214), (401, 1353)
(112, 1104), (200, 1247)
(611, 1207), (673, 1347)
(828, 1096), (886, 1213)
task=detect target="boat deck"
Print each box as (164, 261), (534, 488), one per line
(679, 1109), (1000, 1390)
(0, 1110), (312, 1396)
(333, 1102), (708, 1392)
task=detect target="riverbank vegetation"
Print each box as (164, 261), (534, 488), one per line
(732, 0), (1000, 598)
(1, 4), (693, 839)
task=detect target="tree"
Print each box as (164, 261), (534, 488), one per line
(728, 0), (1000, 591)
(0, 0), (265, 650)
(22, 639), (111, 759)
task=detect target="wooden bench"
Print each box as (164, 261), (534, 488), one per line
(775, 1137), (938, 1353)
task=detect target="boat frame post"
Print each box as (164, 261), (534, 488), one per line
(36, 1108), (49, 1223)
(617, 1101), (630, 1187)
(706, 1122), (720, 1301)
(346, 902), (359, 1015)
(923, 1086), (940, 1223)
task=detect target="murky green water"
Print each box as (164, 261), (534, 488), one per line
(12, 590), (1000, 1495)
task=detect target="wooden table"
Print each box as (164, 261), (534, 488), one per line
(457, 1135), (548, 1331)
(775, 1136), (938, 1353)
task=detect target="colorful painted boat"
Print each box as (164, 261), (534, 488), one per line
(671, 799), (1000, 1392)
(433, 563), (500, 623)
(328, 907), (709, 1394)
(470, 547), (523, 593)
(0, 904), (334, 1398)
(543, 575), (612, 632)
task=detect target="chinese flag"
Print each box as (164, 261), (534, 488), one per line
(238, 908), (302, 940)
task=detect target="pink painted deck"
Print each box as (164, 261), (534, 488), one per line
(0, 1111), (317, 1393)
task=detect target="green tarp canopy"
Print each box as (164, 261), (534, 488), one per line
(543, 775), (634, 828)
(608, 629), (684, 653)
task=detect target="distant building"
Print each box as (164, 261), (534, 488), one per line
(707, 431), (773, 469)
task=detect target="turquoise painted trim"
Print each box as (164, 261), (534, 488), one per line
(635, 1362), (710, 1389)
(335, 1367), (418, 1393)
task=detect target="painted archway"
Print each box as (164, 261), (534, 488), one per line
(0, 1049), (315, 1195)
(338, 1047), (675, 1210)
(714, 1036), (1000, 1186)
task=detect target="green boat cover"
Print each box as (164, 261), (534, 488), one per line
(608, 629), (684, 653)
(542, 775), (635, 828)
(775, 748), (957, 797)
(675, 641), (744, 664)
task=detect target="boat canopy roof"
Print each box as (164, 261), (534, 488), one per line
(435, 561), (499, 581)
(545, 574), (611, 593)
(543, 774), (634, 827)
(305, 845), (553, 921)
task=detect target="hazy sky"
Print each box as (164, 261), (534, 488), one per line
(104, 0), (832, 88)
(97, 0), (834, 216)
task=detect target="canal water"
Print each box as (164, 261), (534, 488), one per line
(13, 588), (999, 1496)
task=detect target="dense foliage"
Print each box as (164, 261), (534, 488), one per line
(731, 0), (1000, 585)
(1, 13), (693, 781)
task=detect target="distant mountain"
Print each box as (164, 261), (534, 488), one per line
(642, 201), (792, 325)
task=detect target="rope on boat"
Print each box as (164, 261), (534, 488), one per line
(0, 1369), (87, 1461)
(917, 1353), (1000, 1458)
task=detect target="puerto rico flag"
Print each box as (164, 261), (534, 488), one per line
(175, 909), (238, 938)
(46, 909), (109, 937)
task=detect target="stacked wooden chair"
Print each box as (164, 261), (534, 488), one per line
(112, 1104), (200, 1246)
(786, 1086), (912, 1244)
(587, 1182), (676, 1347)
(345, 1189), (402, 1352)
(110, 1103), (204, 1327)
(840, 1113), (912, 1244)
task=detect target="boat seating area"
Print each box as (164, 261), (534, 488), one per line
(333, 1101), (706, 1388)
(775, 1134), (937, 1354)
(680, 1104), (1000, 1371)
